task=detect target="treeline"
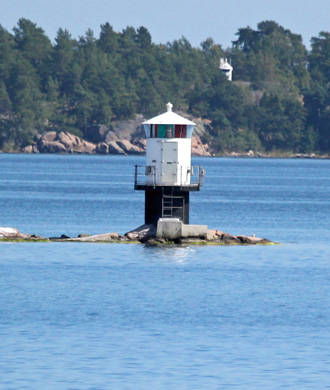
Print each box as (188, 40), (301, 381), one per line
(0, 18), (330, 153)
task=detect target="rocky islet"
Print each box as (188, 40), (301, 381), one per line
(0, 226), (275, 245)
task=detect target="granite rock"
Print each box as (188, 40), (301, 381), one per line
(36, 131), (96, 154)
(0, 227), (31, 239)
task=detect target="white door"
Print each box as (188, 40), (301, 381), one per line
(161, 142), (178, 184)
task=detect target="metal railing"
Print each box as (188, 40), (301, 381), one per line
(134, 165), (157, 188)
(134, 165), (205, 189)
(189, 166), (205, 186)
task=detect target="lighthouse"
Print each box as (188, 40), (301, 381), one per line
(219, 58), (233, 81)
(134, 103), (206, 239)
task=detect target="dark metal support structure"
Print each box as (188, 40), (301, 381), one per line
(144, 187), (190, 225)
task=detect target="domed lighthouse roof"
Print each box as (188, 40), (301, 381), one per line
(142, 102), (196, 126)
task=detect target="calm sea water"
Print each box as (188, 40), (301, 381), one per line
(1, 154), (330, 389)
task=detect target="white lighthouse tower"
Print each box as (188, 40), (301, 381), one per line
(135, 103), (206, 238)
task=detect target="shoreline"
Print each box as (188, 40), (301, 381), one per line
(0, 150), (329, 159)
(0, 227), (278, 246)
(0, 237), (278, 245)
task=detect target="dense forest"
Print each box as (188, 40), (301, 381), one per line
(1, 19), (330, 154)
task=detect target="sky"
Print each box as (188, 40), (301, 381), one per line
(1, 0), (329, 49)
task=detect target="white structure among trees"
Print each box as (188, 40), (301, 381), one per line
(219, 58), (233, 81)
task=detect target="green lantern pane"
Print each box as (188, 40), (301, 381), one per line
(157, 125), (173, 138)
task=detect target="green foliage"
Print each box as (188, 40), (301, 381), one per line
(305, 32), (330, 152)
(232, 21), (309, 91)
(255, 94), (306, 152)
(0, 19), (329, 153)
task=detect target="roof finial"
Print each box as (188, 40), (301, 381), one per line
(166, 102), (173, 112)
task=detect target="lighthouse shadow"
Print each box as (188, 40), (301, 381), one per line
(141, 244), (196, 263)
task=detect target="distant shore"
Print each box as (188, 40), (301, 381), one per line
(1, 149), (329, 159)
(1, 115), (329, 159)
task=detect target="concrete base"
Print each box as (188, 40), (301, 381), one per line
(156, 218), (208, 240)
(181, 224), (208, 238)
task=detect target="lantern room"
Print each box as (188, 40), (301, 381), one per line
(142, 102), (195, 139)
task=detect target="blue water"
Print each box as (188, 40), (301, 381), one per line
(1, 155), (330, 389)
